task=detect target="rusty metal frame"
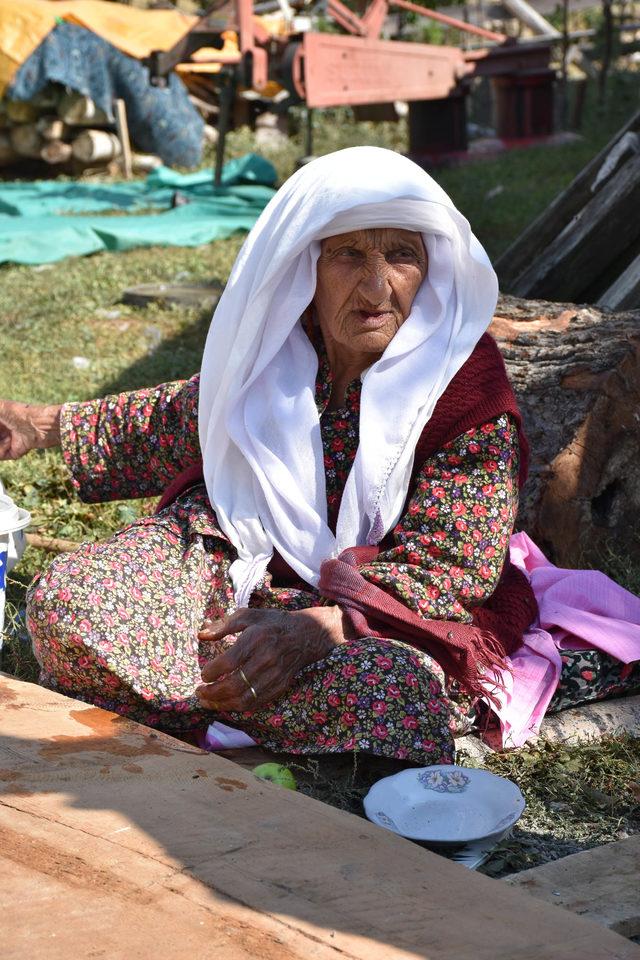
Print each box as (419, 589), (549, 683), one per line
(296, 32), (470, 108)
(146, 0), (550, 115)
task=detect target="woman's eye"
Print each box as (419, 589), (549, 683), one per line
(336, 248), (362, 259)
(388, 248), (419, 262)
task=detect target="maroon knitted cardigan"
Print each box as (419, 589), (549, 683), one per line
(158, 333), (538, 700)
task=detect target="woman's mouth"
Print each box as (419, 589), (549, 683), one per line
(355, 309), (393, 328)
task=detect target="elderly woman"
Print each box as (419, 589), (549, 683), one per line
(3, 148), (638, 762)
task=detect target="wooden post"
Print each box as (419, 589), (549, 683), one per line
(113, 98), (133, 180)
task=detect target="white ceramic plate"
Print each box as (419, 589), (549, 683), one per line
(363, 764), (525, 848)
(0, 494), (31, 536)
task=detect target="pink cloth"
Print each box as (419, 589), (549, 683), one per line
(198, 721), (257, 751)
(486, 532), (640, 747)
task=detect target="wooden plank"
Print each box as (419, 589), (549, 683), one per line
(506, 836), (640, 937)
(1, 674), (638, 960)
(114, 98), (133, 180)
(508, 150), (640, 302)
(495, 109), (640, 291)
(597, 249), (640, 311)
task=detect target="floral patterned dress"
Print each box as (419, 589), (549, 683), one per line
(26, 347), (640, 763)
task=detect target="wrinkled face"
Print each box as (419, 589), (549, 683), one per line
(313, 228), (428, 364)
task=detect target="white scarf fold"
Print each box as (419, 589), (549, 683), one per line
(198, 147), (498, 606)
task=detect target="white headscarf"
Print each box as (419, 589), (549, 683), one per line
(199, 146), (498, 606)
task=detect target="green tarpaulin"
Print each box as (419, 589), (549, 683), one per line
(0, 154), (277, 265)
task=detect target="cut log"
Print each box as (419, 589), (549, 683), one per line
(58, 91), (109, 126)
(6, 99), (39, 123)
(71, 129), (121, 163)
(131, 152), (162, 173)
(0, 131), (18, 166)
(40, 139), (73, 164)
(491, 294), (640, 567)
(31, 85), (61, 110)
(9, 123), (43, 158)
(36, 115), (69, 140)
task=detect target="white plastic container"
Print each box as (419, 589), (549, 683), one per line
(0, 486), (31, 649)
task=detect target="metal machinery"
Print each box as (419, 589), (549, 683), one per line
(146, 0), (555, 181)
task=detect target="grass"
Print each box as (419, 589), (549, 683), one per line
(473, 735), (640, 875)
(1, 69), (639, 876)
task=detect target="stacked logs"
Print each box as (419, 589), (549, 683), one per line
(0, 87), (160, 173)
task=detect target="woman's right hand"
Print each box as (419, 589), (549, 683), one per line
(0, 400), (62, 460)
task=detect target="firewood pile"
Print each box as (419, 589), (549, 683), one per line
(0, 86), (160, 174)
(496, 110), (640, 312)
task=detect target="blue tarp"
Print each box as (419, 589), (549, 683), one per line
(9, 21), (204, 168)
(0, 155), (277, 265)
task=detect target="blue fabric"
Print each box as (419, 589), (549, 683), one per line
(9, 22), (205, 168)
(0, 156), (277, 264)
(0, 155), (277, 216)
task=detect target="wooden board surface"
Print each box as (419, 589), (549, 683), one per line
(507, 835), (640, 938)
(1, 674), (639, 960)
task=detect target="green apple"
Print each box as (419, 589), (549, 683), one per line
(252, 762), (297, 790)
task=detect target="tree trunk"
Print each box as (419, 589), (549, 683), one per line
(491, 294), (640, 567)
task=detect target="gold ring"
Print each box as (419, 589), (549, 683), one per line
(239, 667), (258, 701)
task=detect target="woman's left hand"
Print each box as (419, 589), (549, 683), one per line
(195, 606), (351, 712)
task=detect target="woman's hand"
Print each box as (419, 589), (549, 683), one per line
(0, 400), (62, 460)
(195, 606), (352, 712)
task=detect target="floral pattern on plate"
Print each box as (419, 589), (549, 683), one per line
(418, 769), (471, 793)
(375, 811), (400, 831)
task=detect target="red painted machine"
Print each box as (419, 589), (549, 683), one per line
(147, 0), (554, 174)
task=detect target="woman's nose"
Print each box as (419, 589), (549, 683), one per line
(359, 260), (391, 303)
